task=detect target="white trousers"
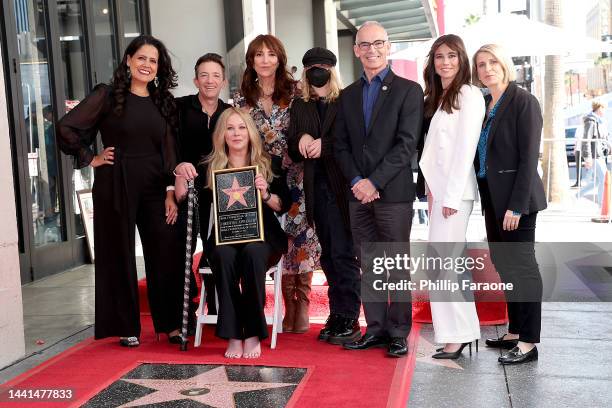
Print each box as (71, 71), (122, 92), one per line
(428, 198), (481, 344)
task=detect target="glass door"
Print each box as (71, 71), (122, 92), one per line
(56, 0), (93, 240)
(15, 0), (64, 249)
(1, 0), (150, 282)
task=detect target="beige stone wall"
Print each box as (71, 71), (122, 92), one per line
(0, 40), (26, 369)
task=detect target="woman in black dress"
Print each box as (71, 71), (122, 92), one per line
(57, 35), (183, 347)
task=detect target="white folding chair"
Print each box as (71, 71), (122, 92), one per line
(194, 214), (286, 349)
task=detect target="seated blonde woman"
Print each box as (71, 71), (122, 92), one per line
(177, 107), (290, 358)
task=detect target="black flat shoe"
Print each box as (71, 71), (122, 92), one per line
(119, 337), (139, 347)
(498, 346), (538, 365)
(343, 333), (389, 350)
(387, 337), (408, 357)
(485, 334), (518, 349)
(432, 341), (478, 359)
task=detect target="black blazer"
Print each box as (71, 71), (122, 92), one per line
(474, 82), (547, 218)
(334, 70), (424, 203)
(287, 97), (350, 230)
(206, 158), (291, 256)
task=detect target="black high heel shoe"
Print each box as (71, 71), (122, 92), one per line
(433, 340), (478, 359)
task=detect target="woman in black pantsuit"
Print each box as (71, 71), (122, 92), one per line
(287, 47), (361, 345)
(57, 35), (183, 347)
(196, 107), (289, 358)
(472, 44), (547, 365)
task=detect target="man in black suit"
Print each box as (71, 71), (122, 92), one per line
(335, 21), (423, 357)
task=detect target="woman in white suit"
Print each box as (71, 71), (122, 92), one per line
(420, 34), (485, 359)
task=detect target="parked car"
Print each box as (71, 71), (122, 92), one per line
(565, 125), (581, 163)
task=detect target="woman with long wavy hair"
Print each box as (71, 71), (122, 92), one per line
(197, 107), (290, 358)
(234, 34), (321, 334)
(57, 35), (183, 347)
(419, 34), (484, 359)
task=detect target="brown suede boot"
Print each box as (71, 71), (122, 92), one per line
(281, 274), (297, 332)
(293, 272), (313, 333)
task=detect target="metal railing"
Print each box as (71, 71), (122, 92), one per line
(541, 137), (611, 213)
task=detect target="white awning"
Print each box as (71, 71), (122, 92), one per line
(390, 13), (612, 60)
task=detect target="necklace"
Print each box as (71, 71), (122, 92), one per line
(258, 83), (274, 98)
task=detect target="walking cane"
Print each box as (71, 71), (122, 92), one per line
(180, 179), (196, 351)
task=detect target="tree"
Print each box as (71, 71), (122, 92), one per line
(542, 0), (570, 204)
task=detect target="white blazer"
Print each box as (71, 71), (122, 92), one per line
(419, 84), (485, 210)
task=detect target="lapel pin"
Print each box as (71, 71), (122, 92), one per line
(382, 85), (388, 91)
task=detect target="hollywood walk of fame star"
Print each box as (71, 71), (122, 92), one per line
(416, 336), (463, 370)
(222, 177), (252, 209)
(118, 366), (295, 408)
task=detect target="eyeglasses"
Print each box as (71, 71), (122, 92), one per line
(356, 40), (387, 51)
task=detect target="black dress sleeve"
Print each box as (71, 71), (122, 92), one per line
(162, 121), (178, 186)
(56, 84), (111, 168)
(269, 157), (291, 215)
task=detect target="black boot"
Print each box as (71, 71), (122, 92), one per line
(327, 317), (361, 345)
(318, 314), (340, 341)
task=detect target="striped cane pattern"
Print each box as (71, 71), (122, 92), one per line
(180, 179), (195, 350)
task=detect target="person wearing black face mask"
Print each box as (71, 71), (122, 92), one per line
(288, 47), (362, 346)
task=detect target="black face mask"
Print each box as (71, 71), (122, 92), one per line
(306, 67), (331, 87)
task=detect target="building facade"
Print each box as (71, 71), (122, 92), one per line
(1, 0), (439, 368)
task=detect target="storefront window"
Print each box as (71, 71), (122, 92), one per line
(14, 0), (63, 246)
(57, 0), (92, 237)
(120, 0), (142, 41)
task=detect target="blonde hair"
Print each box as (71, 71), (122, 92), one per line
(204, 107), (273, 188)
(471, 44), (516, 88)
(301, 67), (342, 102)
(592, 101), (605, 111)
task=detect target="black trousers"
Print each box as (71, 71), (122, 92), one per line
(208, 242), (279, 340)
(479, 180), (542, 344)
(93, 155), (183, 339)
(349, 201), (413, 338)
(313, 176), (361, 319)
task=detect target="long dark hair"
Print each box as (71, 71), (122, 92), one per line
(423, 34), (471, 118)
(240, 34), (294, 108)
(111, 35), (178, 128)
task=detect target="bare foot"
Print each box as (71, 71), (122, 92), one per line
(243, 336), (261, 359)
(224, 339), (243, 358)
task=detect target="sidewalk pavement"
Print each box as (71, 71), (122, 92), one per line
(1, 206), (611, 407)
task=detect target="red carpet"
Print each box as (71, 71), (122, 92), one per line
(413, 248), (509, 325)
(140, 249), (508, 325)
(1, 318), (420, 408)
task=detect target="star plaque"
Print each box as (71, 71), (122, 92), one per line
(83, 363), (306, 407)
(212, 166), (264, 245)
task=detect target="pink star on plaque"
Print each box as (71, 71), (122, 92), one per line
(222, 177), (252, 209)
(118, 366), (294, 407)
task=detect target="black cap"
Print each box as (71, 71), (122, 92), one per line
(302, 47), (337, 67)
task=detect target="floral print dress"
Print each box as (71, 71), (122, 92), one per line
(233, 92), (321, 275)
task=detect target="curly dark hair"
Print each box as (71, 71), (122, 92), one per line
(423, 34), (472, 118)
(241, 34), (295, 108)
(110, 35), (178, 128)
